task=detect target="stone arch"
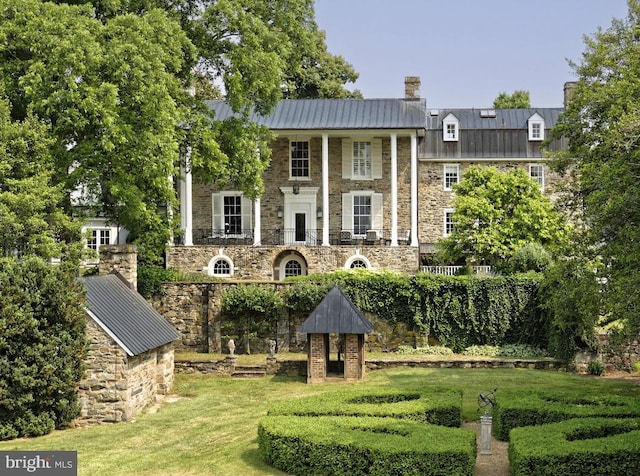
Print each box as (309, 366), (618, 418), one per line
(344, 250), (372, 270)
(207, 250), (234, 277)
(273, 250), (308, 281)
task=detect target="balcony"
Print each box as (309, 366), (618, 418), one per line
(421, 265), (493, 276)
(189, 228), (412, 246)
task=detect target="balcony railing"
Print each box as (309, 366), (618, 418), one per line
(421, 265), (493, 276)
(189, 228), (412, 246)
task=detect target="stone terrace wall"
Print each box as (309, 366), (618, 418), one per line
(149, 282), (425, 354)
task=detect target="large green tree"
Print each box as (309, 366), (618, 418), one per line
(550, 0), (640, 338)
(1, 0), (359, 263)
(493, 90), (531, 109)
(436, 166), (570, 268)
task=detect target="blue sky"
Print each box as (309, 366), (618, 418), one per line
(314, 0), (630, 108)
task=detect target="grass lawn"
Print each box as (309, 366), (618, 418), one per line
(0, 367), (636, 476)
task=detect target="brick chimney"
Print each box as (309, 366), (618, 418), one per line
(404, 76), (421, 100)
(99, 244), (138, 290)
(563, 81), (577, 107)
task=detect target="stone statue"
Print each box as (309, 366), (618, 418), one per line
(269, 339), (276, 357)
(227, 338), (235, 356)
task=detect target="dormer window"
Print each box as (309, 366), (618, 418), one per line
(528, 113), (545, 141)
(443, 113), (459, 142)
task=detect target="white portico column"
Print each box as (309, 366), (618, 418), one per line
(390, 133), (398, 246)
(180, 150), (193, 246)
(253, 198), (261, 245)
(322, 133), (330, 246)
(410, 132), (418, 246)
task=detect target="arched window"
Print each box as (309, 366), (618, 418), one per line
(284, 259), (302, 277)
(350, 259), (368, 269)
(207, 254), (233, 277)
(212, 259), (230, 276)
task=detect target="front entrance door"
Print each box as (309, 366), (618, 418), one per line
(295, 213), (306, 242)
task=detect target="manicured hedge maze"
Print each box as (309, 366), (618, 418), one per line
(509, 417), (640, 476)
(259, 387), (476, 476)
(493, 389), (640, 441)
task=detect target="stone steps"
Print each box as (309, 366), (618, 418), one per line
(231, 365), (267, 379)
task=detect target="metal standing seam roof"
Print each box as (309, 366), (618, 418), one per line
(206, 98), (427, 130)
(426, 108), (564, 130)
(299, 285), (373, 334)
(81, 274), (181, 357)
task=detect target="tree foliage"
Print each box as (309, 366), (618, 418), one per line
(493, 90), (531, 108)
(0, 257), (87, 440)
(1, 0), (359, 263)
(436, 166), (570, 268)
(0, 95), (82, 262)
(550, 0), (640, 338)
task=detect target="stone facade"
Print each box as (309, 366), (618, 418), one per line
(78, 320), (174, 424)
(98, 244), (137, 290)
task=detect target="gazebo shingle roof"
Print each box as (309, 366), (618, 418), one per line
(299, 285), (373, 334)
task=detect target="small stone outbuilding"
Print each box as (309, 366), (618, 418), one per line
(77, 246), (181, 424)
(300, 285), (373, 383)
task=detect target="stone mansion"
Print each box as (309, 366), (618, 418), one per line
(85, 77), (572, 280)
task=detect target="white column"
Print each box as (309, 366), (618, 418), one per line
(322, 133), (330, 246)
(390, 133), (398, 246)
(253, 198), (261, 245)
(180, 150), (193, 246)
(410, 132), (419, 247)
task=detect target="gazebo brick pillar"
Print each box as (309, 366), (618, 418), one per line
(308, 333), (326, 383)
(344, 334), (361, 380)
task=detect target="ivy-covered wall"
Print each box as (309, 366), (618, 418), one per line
(147, 271), (547, 354)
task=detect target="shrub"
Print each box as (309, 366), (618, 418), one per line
(395, 345), (454, 356)
(505, 242), (553, 274)
(587, 360), (605, 376)
(462, 345), (499, 357)
(0, 257), (87, 440)
(509, 418), (640, 476)
(497, 344), (548, 359)
(493, 389), (640, 441)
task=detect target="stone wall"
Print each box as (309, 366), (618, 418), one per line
(78, 319), (176, 425)
(575, 334), (640, 373)
(167, 244), (419, 279)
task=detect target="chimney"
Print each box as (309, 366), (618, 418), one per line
(404, 76), (421, 100)
(99, 244), (138, 290)
(563, 81), (577, 107)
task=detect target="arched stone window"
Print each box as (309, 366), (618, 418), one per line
(284, 259), (303, 277)
(344, 253), (372, 270)
(349, 259), (368, 269)
(207, 254), (234, 277)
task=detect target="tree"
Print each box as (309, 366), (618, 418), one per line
(549, 0), (640, 338)
(436, 166), (570, 268)
(3, 0), (359, 263)
(0, 257), (87, 440)
(0, 96), (82, 262)
(493, 90), (531, 108)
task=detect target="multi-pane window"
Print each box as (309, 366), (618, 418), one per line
(212, 259), (231, 276)
(530, 123), (542, 140)
(223, 196), (242, 234)
(284, 259), (302, 277)
(443, 114), (459, 141)
(445, 123), (457, 140)
(444, 164), (459, 191)
(350, 259), (367, 269)
(352, 141), (372, 178)
(353, 195), (371, 235)
(529, 164), (544, 189)
(290, 141), (309, 178)
(444, 210), (455, 236)
(87, 229), (110, 251)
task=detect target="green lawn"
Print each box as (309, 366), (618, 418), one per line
(0, 368), (636, 475)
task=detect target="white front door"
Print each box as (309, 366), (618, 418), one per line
(282, 187), (318, 245)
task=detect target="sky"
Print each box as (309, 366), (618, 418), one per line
(314, 0), (630, 108)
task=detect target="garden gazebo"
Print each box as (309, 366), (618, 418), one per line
(300, 285), (373, 383)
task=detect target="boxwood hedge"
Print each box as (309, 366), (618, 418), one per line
(259, 387), (473, 475)
(267, 387), (463, 427)
(493, 389), (640, 441)
(509, 417), (640, 476)
(258, 416), (476, 476)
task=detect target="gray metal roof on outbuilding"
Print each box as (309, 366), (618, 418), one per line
(81, 274), (181, 356)
(299, 285), (373, 334)
(206, 98), (427, 130)
(426, 108), (564, 130)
